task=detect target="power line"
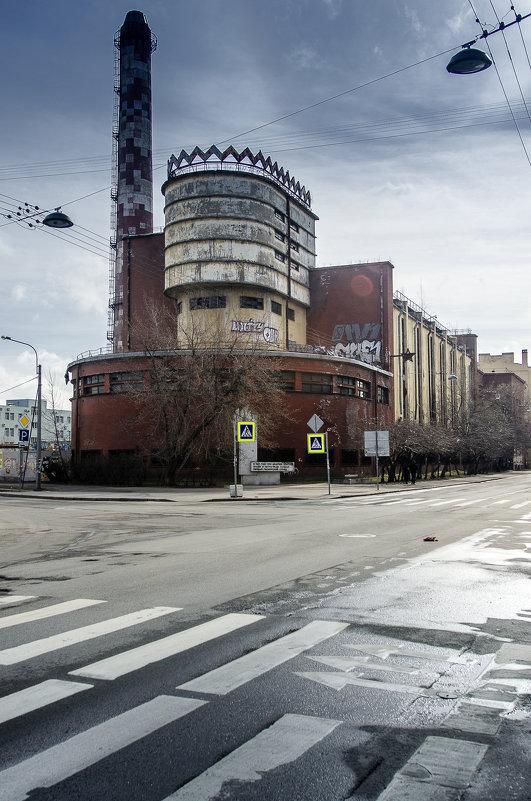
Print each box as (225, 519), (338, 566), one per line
(215, 46), (459, 146)
(0, 377), (36, 395)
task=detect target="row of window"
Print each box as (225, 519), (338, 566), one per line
(182, 296), (296, 320)
(274, 209), (300, 233)
(274, 250), (301, 270)
(79, 447), (373, 469)
(75, 370), (389, 402)
(275, 371), (389, 402)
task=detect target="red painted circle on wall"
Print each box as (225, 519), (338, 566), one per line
(350, 274), (374, 297)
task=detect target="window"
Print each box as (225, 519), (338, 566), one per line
(307, 449), (334, 466)
(289, 220), (299, 233)
(274, 250), (286, 262)
(287, 308), (295, 321)
(290, 241), (299, 253)
(341, 449), (359, 466)
(240, 296), (264, 310)
(271, 300), (282, 315)
(274, 229), (285, 241)
(338, 375), (355, 396)
(291, 260), (300, 271)
(274, 209), (285, 222)
(110, 371), (144, 393)
(190, 296), (226, 310)
(83, 374), (105, 395)
(277, 370), (295, 391)
(177, 301), (182, 314)
(378, 386), (390, 404)
(301, 372), (332, 394)
(338, 376), (371, 399)
(357, 379), (371, 399)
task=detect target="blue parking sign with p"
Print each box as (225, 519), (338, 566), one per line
(237, 421), (256, 442)
(19, 429), (30, 444)
(307, 433), (325, 453)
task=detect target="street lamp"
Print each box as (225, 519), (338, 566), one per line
(446, 12), (531, 74)
(446, 47), (492, 74)
(1, 336), (42, 490)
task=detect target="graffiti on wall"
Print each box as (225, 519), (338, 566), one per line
(231, 319), (279, 344)
(332, 322), (382, 364)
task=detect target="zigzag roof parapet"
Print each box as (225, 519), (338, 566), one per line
(167, 145), (312, 208)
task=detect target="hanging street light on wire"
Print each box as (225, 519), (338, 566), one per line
(446, 11), (531, 75)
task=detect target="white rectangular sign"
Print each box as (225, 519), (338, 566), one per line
(364, 430), (390, 457)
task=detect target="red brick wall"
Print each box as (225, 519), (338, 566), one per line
(307, 262), (394, 371)
(69, 351), (393, 477)
(121, 233), (180, 351)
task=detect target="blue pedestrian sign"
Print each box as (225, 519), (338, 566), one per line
(237, 421), (256, 442)
(18, 428), (30, 444)
(307, 433), (325, 453)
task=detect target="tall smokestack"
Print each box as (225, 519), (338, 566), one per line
(110, 10), (157, 350)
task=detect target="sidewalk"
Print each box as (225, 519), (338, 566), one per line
(0, 473), (511, 504)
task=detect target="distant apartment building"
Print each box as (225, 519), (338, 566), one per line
(478, 350), (531, 407)
(0, 399), (71, 449)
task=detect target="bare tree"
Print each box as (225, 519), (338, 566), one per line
(129, 301), (294, 485)
(43, 370), (70, 482)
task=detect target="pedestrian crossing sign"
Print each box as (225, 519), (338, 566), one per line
(237, 421), (256, 442)
(307, 433), (325, 453)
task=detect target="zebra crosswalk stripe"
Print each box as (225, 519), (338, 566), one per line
(177, 619), (348, 696)
(0, 606), (181, 666)
(0, 695), (206, 801)
(0, 596), (35, 606)
(0, 598), (105, 630)
(0, 679), (93, 725)
(161, 713), (341, 800)
(69, 612), (264, 681)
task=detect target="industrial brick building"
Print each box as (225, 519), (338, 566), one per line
(66, 11), (476, 483)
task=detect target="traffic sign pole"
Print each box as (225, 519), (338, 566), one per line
(325, 432), (331, 495)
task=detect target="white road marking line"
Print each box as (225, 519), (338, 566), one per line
(70, 613), (264, 681)
(0, 599), (105, 629)
(0, 596), (35, 606)
(429, 498), (466, 507)
(511, 500), (531, 509)
(376, 736), (488, 800)
(176, 620), (348, 696)
(0, 679), (93, 725)
(455, 498), (487, 507)
(0, 606), (181, 666)
(345, 643), (477, 664)
(296, 671), (435, 695)
(0, 695), (205, 801)
(307, 654), (419, 674)
(491, 499), (509, 505)
(162, 713), (341, 801)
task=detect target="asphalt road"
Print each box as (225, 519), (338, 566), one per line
(0, 473), (529, 800)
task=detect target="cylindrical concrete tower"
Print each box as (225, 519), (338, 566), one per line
(111, 10), (157, 350)
(162, 146), (318, 350)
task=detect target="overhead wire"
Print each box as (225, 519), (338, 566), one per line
(0, 377), (36, 395)
(488, 0), (531, 124)
(468, 0), (531, 166)
(513, 2), (531, 67)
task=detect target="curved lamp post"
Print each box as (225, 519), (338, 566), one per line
(1, 336), (42, 490)
(0, 206), (73, 490)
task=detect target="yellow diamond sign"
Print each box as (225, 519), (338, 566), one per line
(19, 415), (30, 428)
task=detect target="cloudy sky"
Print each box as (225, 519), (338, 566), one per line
(1, 0), (531, 408)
